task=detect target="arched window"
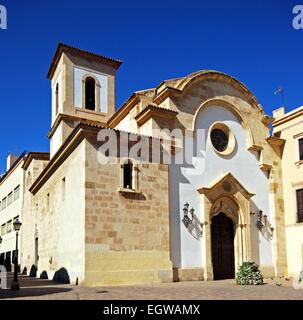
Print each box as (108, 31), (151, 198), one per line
(123, 161), (133, 189)
(55, 83), (59, 115)
(85, 77), (96, 111)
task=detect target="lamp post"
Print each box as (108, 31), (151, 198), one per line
(11, 219), (22, 290)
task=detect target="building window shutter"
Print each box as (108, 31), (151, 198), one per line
(296, 189), (303, 223)
(299, 138), (303, 161)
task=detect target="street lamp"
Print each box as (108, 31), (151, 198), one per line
(11, 219), (22, 290)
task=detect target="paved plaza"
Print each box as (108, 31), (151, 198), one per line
(0, 276), (302, 300)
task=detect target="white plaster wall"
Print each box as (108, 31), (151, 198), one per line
(50, 122), (63, 158)
(56, 141), (86, 283)
(139, 119), (153, 136)
(36, 140), (86, 284)
(285, 226), (303, 276)
(0, 161), (24, 261)
(74, 67), (108, 113)
(115, 112), (138, 134)
(169, 106), (273, 268)
(273, 109), (303, 276)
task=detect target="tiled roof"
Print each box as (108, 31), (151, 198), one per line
(47, 43), (122, 79)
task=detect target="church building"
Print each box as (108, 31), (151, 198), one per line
(1, 43), (303, 286)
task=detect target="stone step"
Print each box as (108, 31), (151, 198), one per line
(1, 272), (59, 289)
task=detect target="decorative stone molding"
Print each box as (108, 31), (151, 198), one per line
(259, 163), (272, 176)
(135, 105), (178, 126)
(197, 172), (255, 280)
(192, 98), (255, 149)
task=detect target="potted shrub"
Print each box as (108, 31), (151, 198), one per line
(236, 262), (263, 285)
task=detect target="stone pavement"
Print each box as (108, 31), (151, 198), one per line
(0, 276), (303, 300)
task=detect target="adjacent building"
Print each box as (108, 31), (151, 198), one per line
(0, 154), (26, 270)
(272, 106), (303, 277)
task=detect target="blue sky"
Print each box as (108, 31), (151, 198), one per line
(0, 0), (302, 172)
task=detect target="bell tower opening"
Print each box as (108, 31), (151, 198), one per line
(85, 77), (96, 111)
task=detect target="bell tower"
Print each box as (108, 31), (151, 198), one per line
(47, 43), (122, 157)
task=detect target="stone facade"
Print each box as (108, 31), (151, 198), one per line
(0, 156), (26, 269)
(1, 44), (302, 286)
(83, 134), (172, 285)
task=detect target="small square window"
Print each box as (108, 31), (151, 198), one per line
(123, 162), (133, 189)
(2, 197), (7, 210)
(299, 138), (303, 161)
(296, 188), (303, 223)
(1, 223), (6, 236)
(14, 185), (20, 201)
(7, 220), (12, 233)
(7, 192), (13, 206)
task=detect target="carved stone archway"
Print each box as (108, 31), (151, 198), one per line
(197, 173), (254, 280)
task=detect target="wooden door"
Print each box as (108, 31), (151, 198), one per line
(211, 212), (235, 280)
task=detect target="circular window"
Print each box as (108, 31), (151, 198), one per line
(210, 129), (229, 152)
(209, 122), (235, 156)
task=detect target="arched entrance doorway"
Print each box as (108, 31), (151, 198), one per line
(211, 212), (235, 280)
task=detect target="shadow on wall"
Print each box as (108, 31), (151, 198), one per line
(119, 191), (146, 200)
(53, 268), (70, 284)
(249, 200), (276, 267)
(248, 201), (261, 265)
(183, 212), (204, 240)
(250, 200), (274, 241)
(22, 266), (27, 275)
(40, 271), (48, 279)
(29, 265), (37, 277)
(0, 287), (72, 299)
(259, 219), (274, 241)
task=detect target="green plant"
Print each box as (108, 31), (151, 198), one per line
(236, 262), (263, 285)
